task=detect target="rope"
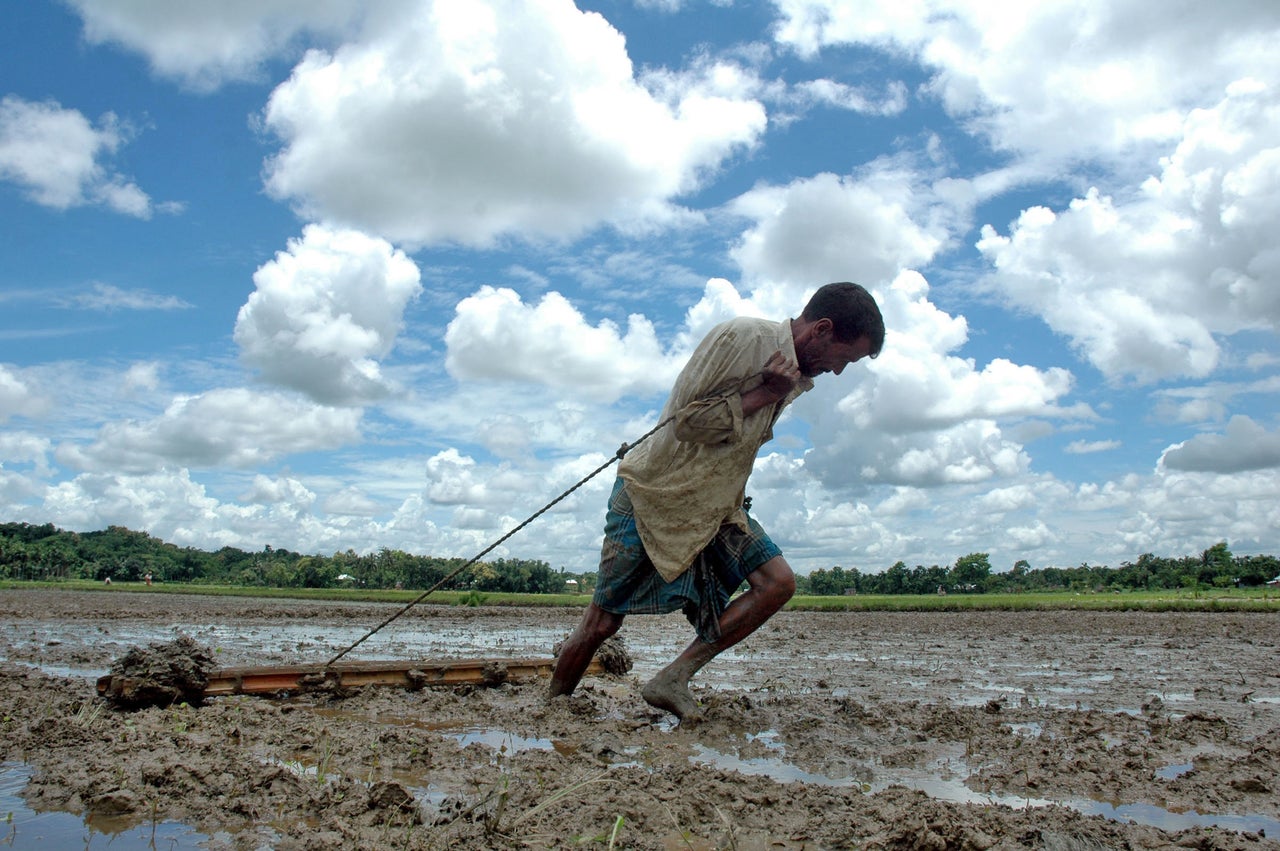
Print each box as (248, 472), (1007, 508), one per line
(324, 416), (674, 667)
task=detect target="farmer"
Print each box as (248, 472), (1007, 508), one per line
(550, 282), (885, 722)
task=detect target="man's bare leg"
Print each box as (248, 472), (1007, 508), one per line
(549, 603), (625, 697)
(642, 555), (796, 722)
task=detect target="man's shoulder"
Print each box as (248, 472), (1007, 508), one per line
(708, 315), (788, 341)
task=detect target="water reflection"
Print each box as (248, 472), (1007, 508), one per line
(689, 736), (1280, 837)
(1080, 800), (1280, 835)
(0, 762), (209, 850)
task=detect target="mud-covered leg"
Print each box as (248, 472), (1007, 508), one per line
(549, 603), (624, 697)
(643, 555), (795, 723)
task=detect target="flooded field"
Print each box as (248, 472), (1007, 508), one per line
(1, 588), (1278, 849)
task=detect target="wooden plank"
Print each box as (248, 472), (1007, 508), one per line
(97, 656), (600, 700)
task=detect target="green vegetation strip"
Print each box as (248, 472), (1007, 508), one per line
(3, 580), (1277, 612)
(5, 522), (1278, 599)
(0, 580), (590, 608)
(787, 589), (1280, 612)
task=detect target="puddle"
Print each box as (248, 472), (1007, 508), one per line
(1007, 721), (1043, 738)
(172, 620), (569, 661)
(264, 753), (347, 785)
(1156, 761), (1193, 780)
(448, 727), (563, 754)
(1079, 801), (1280, 835)
(0, 762), (211, 850)
(690, 730), (869, 788)
(270, 722), (593, 826)
(1100, 731), (1136, 749)
(0, 658), (98, 679)
(956, 685), (1024, 706)
(312, 706), (574, 757)
(0, 618), (579, 676)
(691, 742), (867, 787)
(688, 736), (1280, 837)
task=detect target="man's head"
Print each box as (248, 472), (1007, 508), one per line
(793, 282), (885, 378)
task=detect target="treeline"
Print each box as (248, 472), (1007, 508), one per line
(0, 523), (571, 594)
(797, 544), (1280, 596)
(1, 522), (1276, 595)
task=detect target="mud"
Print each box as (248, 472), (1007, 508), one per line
(101, 633), (218, 710)
(1, 588), (1278, 850)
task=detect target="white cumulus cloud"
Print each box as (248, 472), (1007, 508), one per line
(978, 80), (1280, 383)
(798, 272), (1090, 488)
(1160, 416), (1280, 474)
(235, 224), (422, 406)
(769, 3), (1280, 387)
(57, 387), (362, 473)
(0, 365), (48, 422)
(444, 286), (676, 403)
(730, 168), (950, 288)
(772, 0), (1280, 165)
(66, 0), (367, 90)
(0, 96), (153, 216)
(260, 0), (766, 246)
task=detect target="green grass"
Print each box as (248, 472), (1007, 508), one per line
(0, 579), (593, 607)
(787, 587), (1280, 612)
(2, 580), (1278, 612)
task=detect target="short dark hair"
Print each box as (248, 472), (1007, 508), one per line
(801, 282), (885, 357)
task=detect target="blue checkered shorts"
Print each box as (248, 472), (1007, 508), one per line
(592, 478), (782, 642)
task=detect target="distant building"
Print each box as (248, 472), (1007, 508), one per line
(564, 579), (581, 594)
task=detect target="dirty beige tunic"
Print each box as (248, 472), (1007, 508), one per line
(618, 316), (813, 582)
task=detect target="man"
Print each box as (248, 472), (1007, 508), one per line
(550, 282), (885, 722)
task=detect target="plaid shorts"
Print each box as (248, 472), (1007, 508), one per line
(592, 478), (782, 642)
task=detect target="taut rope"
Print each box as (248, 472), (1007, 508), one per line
(325, 416), (673, 667)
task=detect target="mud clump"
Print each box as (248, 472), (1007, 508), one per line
(368, 781), (421, 821)
(595, 636), (633, 675)
(479, 660), (509, 686)
(101, 633), (217, 709)
(551, 635), (632, 676)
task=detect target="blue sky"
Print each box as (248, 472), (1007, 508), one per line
(2, 0), (1277, 576)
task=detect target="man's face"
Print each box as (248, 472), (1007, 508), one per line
(797, 328), (873, 378)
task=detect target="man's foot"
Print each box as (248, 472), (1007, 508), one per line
(641, 670), (703, 724)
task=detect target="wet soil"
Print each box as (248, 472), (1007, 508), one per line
(1, 588), (1278, 850)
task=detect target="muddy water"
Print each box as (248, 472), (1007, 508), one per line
(0, 761), (211, 849)
(2, 589), (1278, 850)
